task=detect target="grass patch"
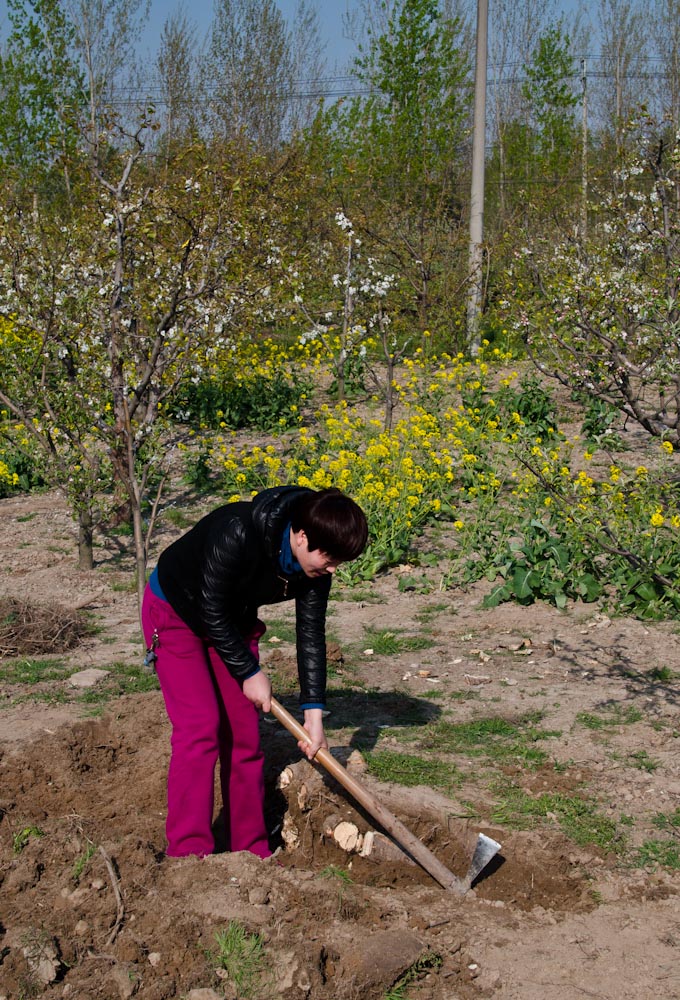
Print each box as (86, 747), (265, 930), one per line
(576, 704), (643, 730)
(75, 663), (160, 704)
(9, 689), (69, 706)
(634, 839), (680, 870)
(265, 662), (298, 696)
(491, 785), (625, 852)
(333, 586), (386, 604)
(364, 749), (461, 792)
(0, 658), (70, 683)
(323, 689), (441, 734)
(414, 602), (450, 622)
(262, 617), (296, 645)
(361, 626), (435, 655)
(652, 808), (680, 833)
(162, 506), (193, 529)
(419, 712), (561, 770)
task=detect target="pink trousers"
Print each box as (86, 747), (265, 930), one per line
(141, 585), (270, 859)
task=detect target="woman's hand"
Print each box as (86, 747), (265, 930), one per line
(242, 670), (272, 712)
(299, 707), (328, 760)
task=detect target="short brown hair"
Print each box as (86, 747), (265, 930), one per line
(291, 488), (368, 561)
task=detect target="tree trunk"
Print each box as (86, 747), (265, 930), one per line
(132, 498), (147, 629)
(78, 508), (95, 571)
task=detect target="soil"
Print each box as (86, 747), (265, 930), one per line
(1, 487), (679, 1000)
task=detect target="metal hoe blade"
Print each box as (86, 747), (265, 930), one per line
(461, 833), (502, 892)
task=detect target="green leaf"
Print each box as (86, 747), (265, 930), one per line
(635, 582), (659, 602)
(512, 567), (540, 600)
(483, 582), (512, 608)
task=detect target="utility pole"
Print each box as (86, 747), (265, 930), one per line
(581, 58), (588, 239)
(466, 0), (489, 356)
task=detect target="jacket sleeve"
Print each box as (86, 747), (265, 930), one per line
(201, 520), (260, 680)
(295, 577), (331, 707)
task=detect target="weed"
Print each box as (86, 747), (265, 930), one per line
(627, 750), (659, 773)
(208, 922), (270, 999)
(318, 865), (353, 883)
(397, 574), (433, 595)
(579, 395), (624, 450)
(12, 825), (44, 854)
(384, 952), (443, 999)
(72, 841), (97, 882)
(649, 665), (674, 682)
(652, 808), (680, 833)
(183, 447), (214, 492)
(500, 373), (558, 438)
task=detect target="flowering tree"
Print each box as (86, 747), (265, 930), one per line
(285, 209), (413, 428)
(512, 117), (680, 447)
(0, 126), (278, 610)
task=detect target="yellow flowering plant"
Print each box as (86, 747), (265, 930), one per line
(180, 337), (680, 616)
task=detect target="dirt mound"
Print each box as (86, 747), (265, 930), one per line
(0, 694), (601, 999)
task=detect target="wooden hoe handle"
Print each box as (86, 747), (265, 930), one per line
(269, 697), (467, 894)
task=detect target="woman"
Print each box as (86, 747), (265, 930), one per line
(142, 485), (368, 859)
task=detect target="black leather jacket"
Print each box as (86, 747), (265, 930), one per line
(156, 486), (331, 706)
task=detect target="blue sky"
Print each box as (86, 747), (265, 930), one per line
(142, 1), (358, 69)
(0, 1), (590, 71)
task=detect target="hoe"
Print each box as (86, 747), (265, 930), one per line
(270, 697), (501, 896)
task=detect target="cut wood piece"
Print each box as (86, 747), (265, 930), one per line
(360, 830), (416, 865)
(281, 813), (300, 849)
(332, 821), (363, 853)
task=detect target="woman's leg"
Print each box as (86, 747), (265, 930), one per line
(142, 586), (220, 857)
(208, 623), (270, 858)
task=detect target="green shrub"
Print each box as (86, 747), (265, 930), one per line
(169, 369), (311, 432)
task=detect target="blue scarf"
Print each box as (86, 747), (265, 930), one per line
(279, 522), (302, 576)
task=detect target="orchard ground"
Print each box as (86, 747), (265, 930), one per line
(0, 482), (679, 1000)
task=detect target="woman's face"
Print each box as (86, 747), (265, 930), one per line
(290, 528), (342, 577)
